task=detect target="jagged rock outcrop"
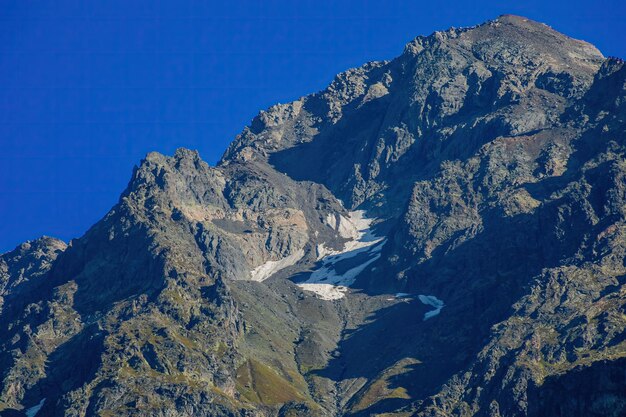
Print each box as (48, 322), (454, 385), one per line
(1, 14), (625, 417)
(0, 237), (66, 314)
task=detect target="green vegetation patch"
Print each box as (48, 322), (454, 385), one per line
(236, 358), (306, 406)
(350, 358), (420, 413)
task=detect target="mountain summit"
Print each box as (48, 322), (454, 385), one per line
(1, 16), (626, 417)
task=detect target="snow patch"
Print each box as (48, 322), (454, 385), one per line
(250, 249), (305, 281)
(299, 210), (385, 300)
(25, 399), (45, 417)
(322, 210), (384, 255)
(395, 292), (412, 298)
(418, 294), (445, 320)
(309, 243), (384, 283)
(337, 214), (359, 239)
(297, 283), (349, 300)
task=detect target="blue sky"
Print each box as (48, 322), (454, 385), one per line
(1, 0), (625, 252)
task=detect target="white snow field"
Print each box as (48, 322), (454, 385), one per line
(388, 293), (445, 320)
(25, 399), (45, 417)
(250, 248), (305, 281)
(418, 294), (445, 320)
(395, 292), (411, 298)
(298, 210), (386, 300)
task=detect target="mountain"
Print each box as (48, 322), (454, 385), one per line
(1, 14), (626, 417)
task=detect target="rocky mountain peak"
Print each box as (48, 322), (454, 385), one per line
(0, 236), (66, 312)
(404, 14), (603, 68)
(219, 16), (608, 217)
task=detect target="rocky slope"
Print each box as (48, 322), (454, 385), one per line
(1, 15), (626, 417)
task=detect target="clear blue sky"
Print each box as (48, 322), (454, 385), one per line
(1, 0), (625, 252)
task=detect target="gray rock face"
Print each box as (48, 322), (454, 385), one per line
(1, 14), (626, 417)
(0, 236), (66, 315)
